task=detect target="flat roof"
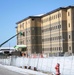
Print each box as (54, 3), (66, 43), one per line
(16, 16), (41, 24)
(42, 6), (74, 17)
(16, 6), (74, 24)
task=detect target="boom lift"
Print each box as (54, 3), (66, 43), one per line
(0, 32), (24, 47)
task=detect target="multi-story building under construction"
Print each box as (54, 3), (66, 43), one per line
(16, 16), (42, 55)
(16, 6), (74, 56)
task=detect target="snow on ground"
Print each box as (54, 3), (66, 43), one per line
(0, 64), (48, 75)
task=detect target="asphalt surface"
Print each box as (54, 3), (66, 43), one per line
(0, 66), (30, 75)
(0, 65), (52, 75)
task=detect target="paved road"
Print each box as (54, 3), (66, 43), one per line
(0, 65), (52, 75)
(0, 66), (30, 75)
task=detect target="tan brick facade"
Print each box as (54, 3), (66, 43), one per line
(16, 6), (74, 56)
(16, 16), (42, 55)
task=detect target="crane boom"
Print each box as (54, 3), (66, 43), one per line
(0, 32), (23, 47)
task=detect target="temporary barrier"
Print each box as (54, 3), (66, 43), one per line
(40, 54), (44, 58)
(0, 56), (74, 75)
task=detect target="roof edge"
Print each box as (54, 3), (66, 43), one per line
(16, 16), (41, 24)
(16, 5), (74, 24)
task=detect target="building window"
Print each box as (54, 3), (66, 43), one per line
(42, 39), (44, 42)
(52, 16), (53, 20)
(32, 46), (34, 49)
(54, 15), (55, 19)
(56, 26), (57, 29)
(59, 13), (61, 17)
(69, 46), (71, 50)
(57, 47), (58, 50)
(58, 13), (61, 18)
(68, 12), (70, 16)
(20, 24), (21, 28)
(32, 27), (34, 30)
(58, 14), (59, 18)
(22, 32), (25, 36)
(55, 47), (56, 50)
(22, 23), (24, 26)
(32, 36), (34, 39)
(58, 25), (61, 29)
(46, 18), (48, 22)
(56, 15), (57, 19)
(69, 35), (70, 39)
(26, 22), (27, 25)
(59, 47), (62, 51)
(49, 17), (51, 21)
(32, 18), (34, 21)
(41, 20), (43, 23)
(69, 23), (70, 27)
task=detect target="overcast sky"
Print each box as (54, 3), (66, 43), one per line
(0, 0), (74, 47)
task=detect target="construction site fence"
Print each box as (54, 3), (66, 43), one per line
(0, 55), (74, 75)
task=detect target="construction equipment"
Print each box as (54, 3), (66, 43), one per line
(0, 32), (24, 47)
